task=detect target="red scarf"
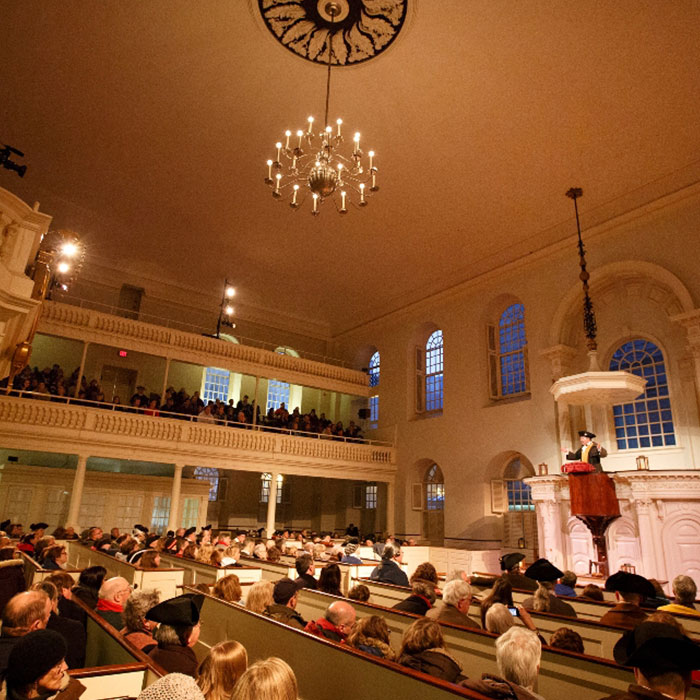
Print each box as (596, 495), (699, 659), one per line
(414, 594), (433, 610)
(96, 599), (124, 613)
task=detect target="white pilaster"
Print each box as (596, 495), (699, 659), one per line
(66, 454), (88, 527)
(386, 480), (395, 535)
(167, 463), (184, 532)
(266, 472), (279, 536)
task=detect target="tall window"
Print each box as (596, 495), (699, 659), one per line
(266, 379), (290, 412)
(368, 351), (380, 387)
(488, 303), (528, 398)
(365, 484), (377, 509)
(424, 464), (445, 511)
(610, 339), (676, 449)
(425, 330), (444, 412)
(194, 466), (220, 502)
(181, 498), (199, 529)
(202, 367), (230, 404)
(150, 496), (171, 533)
(369, 395), (379, 429)
(503, 457), (535, 511)
(260, 473), (284, 504)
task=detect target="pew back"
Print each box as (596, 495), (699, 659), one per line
(159, 552), (262, 586)
(18, 551), (81, 587)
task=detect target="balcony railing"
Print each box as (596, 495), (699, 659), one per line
(0, 395), (396, 479)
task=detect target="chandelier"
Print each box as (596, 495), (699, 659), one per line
(264, 2), (378, 215)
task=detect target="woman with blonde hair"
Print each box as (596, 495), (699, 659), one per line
(212, 574), (242, 603)
(346, 615), (395, 659)
(230, 657), (298, 700)
(196, 544), (214, 563)
(196, 640), (248, 700)
(245, 580), (274, 614)
(209, 549), (223, 567)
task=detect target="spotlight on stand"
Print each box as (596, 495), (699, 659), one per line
(0, 144), (28, 178)
(215, 279), (237, 339)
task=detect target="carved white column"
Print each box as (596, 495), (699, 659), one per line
(630, 497), (661, 579)
(167, 463), (184, 532)
(524, 475), (567, 567)
(539, 345), (578, 455)
(266, 472), (279, 536)
(386, 480), (395, 535)
(66, 454), (88, 527)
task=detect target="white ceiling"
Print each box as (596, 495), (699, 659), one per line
(2, 0), (700, 336)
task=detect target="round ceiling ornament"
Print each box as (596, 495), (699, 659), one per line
(258, 0), (408, 66)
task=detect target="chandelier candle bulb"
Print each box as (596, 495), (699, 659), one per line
(266, 160), (273, 181)
(371, 171), (377, 190)
(312, 192), (319, 214)
(307, 116), (314, 134)
(284, 130), (291, 149)
(291, 155), (297, 170)
(296, 130), (303, 148)
(275, 142), (282, 161)
(368, 151), (374, 169)
(341, 190), (347, 212)
(336, 118), (342, 136)
(353, 132), (360, 153)
(291, 184), (299, 206)
(360, 182), (366, 204)
(275, 172), (281, 194)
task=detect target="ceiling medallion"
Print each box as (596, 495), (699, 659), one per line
(258, 0), (408, 65)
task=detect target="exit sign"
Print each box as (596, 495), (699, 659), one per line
(118, 350), (128, 357)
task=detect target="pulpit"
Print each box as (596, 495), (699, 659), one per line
(565, 463), (620, 577)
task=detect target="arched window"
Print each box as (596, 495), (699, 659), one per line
(194, 466), (220, 502)
(487, 303), (529, 398)
(610, 339), (676, 449)
(422, 330), (444, 412)
(368, 351), (380, 387)
(424, 464), (445, 511)
(503, 458), (534, 511)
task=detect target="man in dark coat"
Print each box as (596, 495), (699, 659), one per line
(370, 544), (409, 587)
(263, 578), (307, 630)
(147, 594), (203, 677)
(564, 430), (608, 472)
(471, 552), (538, 592)
(427, 579), (481, 628)
(0, 556), (26, 616)
(599, 571), (653, 630)
(394, 580), (436, 616)
(294, 553), (318, 590)
(599, 621), (700, 700)
(521, 559), (577, 618)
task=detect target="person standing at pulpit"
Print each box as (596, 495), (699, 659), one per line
(563, 430), (607, 472)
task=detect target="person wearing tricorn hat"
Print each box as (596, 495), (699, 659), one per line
(522, 559), (577, 618)
(29, 522), (49, 538)
(147, 593), (203, 677)
(600, 571), (653, 629)
(599, 621), (700, 700)
(470, 552), (538, 591)
(562, 430), (608, 472)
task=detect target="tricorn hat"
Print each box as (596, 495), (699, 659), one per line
(578, 430), (596, 439)
(524, 558), (563, 582)
(201, 525), (212, 532)
(605, 571), (656, 598)
(146, 593), (204, 626)
(6, 630), (67, 687)
(0, 519), (10, 532)
(184, 527), (196, 537)
(29, 522), (48, 531)
(500, 552), (525, 571)
(613, 622), (700, 673)
(134, 524), (149, 534)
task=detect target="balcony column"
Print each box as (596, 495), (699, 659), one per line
(74, 342), (90, 398)
(252, 376), (260, 427)
(386, 480), (395, 535)
(167, 463), (184, 532)
(266, 472), (280, 536)
(66, 454), (88, 526)
(161, 358), (171, 401)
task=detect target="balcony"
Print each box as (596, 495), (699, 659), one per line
(0, 394), (396, 481)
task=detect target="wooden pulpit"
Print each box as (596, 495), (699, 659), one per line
(563, 463), (620, 577)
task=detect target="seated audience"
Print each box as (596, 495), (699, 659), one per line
(197, 640), (248, 700)
(147, 593), (204, 677)
(580, 583), (605, 601)
(347, 583), (370, 603)
(3, 629), (86, 700)
(44, 572), (86, 627)
(601, 571), (654, 629)
(460, 626), (544, 700)
(71, 565), (107, 609)
(96, 576), (131, 628)
(427, 579), (480, 628)
(645, 578), (671, 610)
(138, 673), (205, 700)
(245, 580), (274, 615)
(658, 575), (699, 616)
(485, 603), (542, 643)
(121, 589), (160, 652)
(34, 535), (56, 562)
(393, 578), (437, 615)
(139, 550), (161, 568)
(472, 552), (538, 592)
(41, 545), (68, 570)
(521, 559), (577, 618)
(0, 590), (52, 676)
(346, 614), (396, 660)
(0, 547), (26, 614)
(318, 563), (343, 597)
(212, 574), (242, 604)
(305, 600), (356, 642)
(230, 657), (298, 700)
(549, 626), (585, 654)
(220, 544), (242, 567)
(370, 544), (409, 587)
(602, 621), (700, 700)
(267, 547), (281, 563)
(555, 570), (578, 597)
(398, 617), (464, 683)
(264, 578), (307, 630)
(30, 581), (86, 668)
(294, 553), (317, 590)
(340, 540), (362, 565)
(253, 542), (268, 559)
(480, 577), (515, 627)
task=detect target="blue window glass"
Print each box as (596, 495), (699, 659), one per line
(425, 464), (445, 511)
(610, 339), (675, 450)
(425, 330), (443, 412)
(507, 480), (535, 512)
(194, 467), (220, 502)
(499, 304), (527, 395)
(369, 395), (379, 428)
(203, 367), (230, 404)
(368, 351), (380, 387)
(266, 379), (290, 413)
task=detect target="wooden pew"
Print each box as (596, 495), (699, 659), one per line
(18, 551), (81, 587)
(185, 586), (494, 700)
(293, 588), (700, 700)
(64, 541), (184, 599)
(159, 552), (262, 586)
(67, 595), (163, 700)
